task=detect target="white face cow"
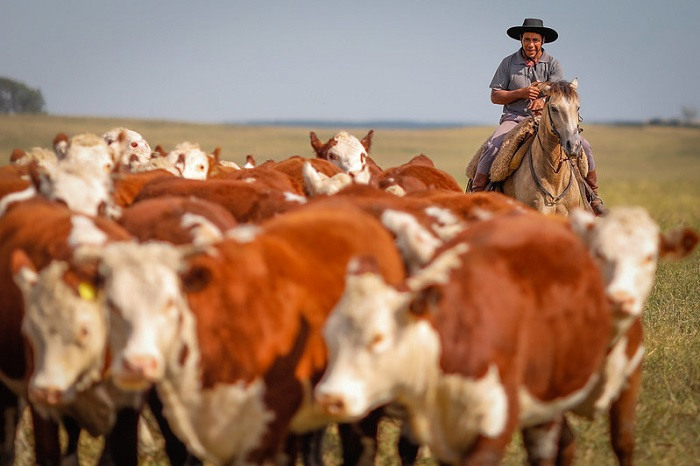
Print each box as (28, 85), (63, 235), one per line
(76, 241), (190, 391)
(13, 253), (107, 409)
(102, 127), (152, 170)
(310, 130), (373, 175)
(54, 133), (116, 173)
(36, 156), (116, 217)
(570, 207), (698, 337)
(315, 257), (444, 420)
(166, 142), (212, 180)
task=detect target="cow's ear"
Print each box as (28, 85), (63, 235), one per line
(53, 132), (69, 159)
(181, 265), (212, 293)
(310, 131), (324, 156)
(211, 147), (221, 163)
(659, 227), (699, 260)
(568, 208), (596, 245)
(360, 129), (374, 153)
(11, 249), (38, 292)
(408, 284), (441, 317)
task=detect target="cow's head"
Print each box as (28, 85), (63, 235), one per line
(166, 142), (212, 180)
(570, 207), (698, 336)
(76, 241), (192, 391)
(12, 250), (107, 409)
(54, 132), (116, 173)
(314, 253), (451, 420)
(310, 130), (373, 176)
(35, 156), (117, 218)
(102, 127), (152, 170)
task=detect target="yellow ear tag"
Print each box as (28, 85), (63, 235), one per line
(78, 282), (96, 301)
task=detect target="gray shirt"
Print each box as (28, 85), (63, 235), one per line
(489, 48), (563, 117)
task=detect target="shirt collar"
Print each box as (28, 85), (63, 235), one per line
(514, 48), (552, 65)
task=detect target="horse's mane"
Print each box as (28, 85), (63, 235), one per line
(545, 80), (579, 100)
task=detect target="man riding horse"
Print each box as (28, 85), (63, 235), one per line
(468, 18), (607, 216)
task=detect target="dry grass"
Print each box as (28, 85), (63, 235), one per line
(2, 115), (698, 465)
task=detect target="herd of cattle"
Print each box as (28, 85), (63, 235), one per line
(0, 127), (697, 465)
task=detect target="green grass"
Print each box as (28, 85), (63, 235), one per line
(2, 115), (699, 465)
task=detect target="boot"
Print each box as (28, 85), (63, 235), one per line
(469, 172), (490, 193)
(584, 169), (608, 216)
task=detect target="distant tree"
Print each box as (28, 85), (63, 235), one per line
(681, 106), (698, 124)
(0, 77), (46, 114)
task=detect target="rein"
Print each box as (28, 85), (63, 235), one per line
(527, 144), (574, 206)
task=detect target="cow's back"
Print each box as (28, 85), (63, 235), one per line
(433, 214), (611, 404)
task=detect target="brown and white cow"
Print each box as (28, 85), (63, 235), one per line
(315, 213), (612, 465)
(83, 201), (407, 464)
(564, 207), (699, 464)
(0, 198), (135, 464)
(102, 127), (152, 171)
(117, 196), (238, 246)
(165, 142), (219, 180)
(310, 130), (382, 177)
(53, 132), (117, 173)
(376, 154), (463, 195)
(132, 176), (306, 223)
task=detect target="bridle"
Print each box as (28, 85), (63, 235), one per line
(527, 94), (583, 206)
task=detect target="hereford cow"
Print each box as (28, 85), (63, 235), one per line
(102, 127), (152, 171)
(79, 201), (407, 464)
(315, 213), (612, 464)
(111, 169), (177, 208)
(9, 146), (58, 171)
(0, 198), (134, 464)
(267, 156), (344, 196)
(53, 132), (116, 173)
(310, 130), (382, 177)
(4, 199), (201, 465)
(376, 154), (463, 195)
(132, 176), (306, 223)
(563, 207), (699, 464)
(118, 196), (238, 245)
(165, 142), (219, 180)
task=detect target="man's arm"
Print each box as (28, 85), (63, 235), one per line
(491, 83), (541, 105)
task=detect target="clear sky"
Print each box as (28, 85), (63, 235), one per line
(2, 1), (698, 125)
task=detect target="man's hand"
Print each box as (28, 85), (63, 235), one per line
(527, 96), (546, 111)
(523, 82), (542, 101)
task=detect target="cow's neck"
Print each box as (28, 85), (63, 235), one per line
(155, 300), (274, 465)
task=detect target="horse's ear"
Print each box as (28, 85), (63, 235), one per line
(570, 78), (579, 91)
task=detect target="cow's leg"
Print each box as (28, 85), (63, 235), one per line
(99, 407), (140, 465)
(30, 405), (61, 466)
(556, 416), (576, 466)
(521, 416), (564, 466)
(148, 389), (202, 465)
(0, 386), (18, 466)
(338, 407), (384, 465)
(397, 425), (421, 466)
(296, 429), (325, 466)
(61, 416), (82, 466)
(610, 363), (641, 466)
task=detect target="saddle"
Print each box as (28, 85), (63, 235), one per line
(465, 116), (538, 182)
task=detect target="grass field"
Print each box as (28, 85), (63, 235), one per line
(1, 114), (698, 465)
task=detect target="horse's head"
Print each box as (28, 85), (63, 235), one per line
(538, 79), (582, 158)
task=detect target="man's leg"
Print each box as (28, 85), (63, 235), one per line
(582, 138), (608, 215)
(470, 120), (519, 192)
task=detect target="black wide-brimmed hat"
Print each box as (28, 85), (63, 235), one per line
(507, 18), (558, 43)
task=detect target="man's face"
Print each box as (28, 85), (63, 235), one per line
(521, 32), (543, 59)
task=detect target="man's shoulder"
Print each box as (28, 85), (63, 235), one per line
(539, 49), (559, 64)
